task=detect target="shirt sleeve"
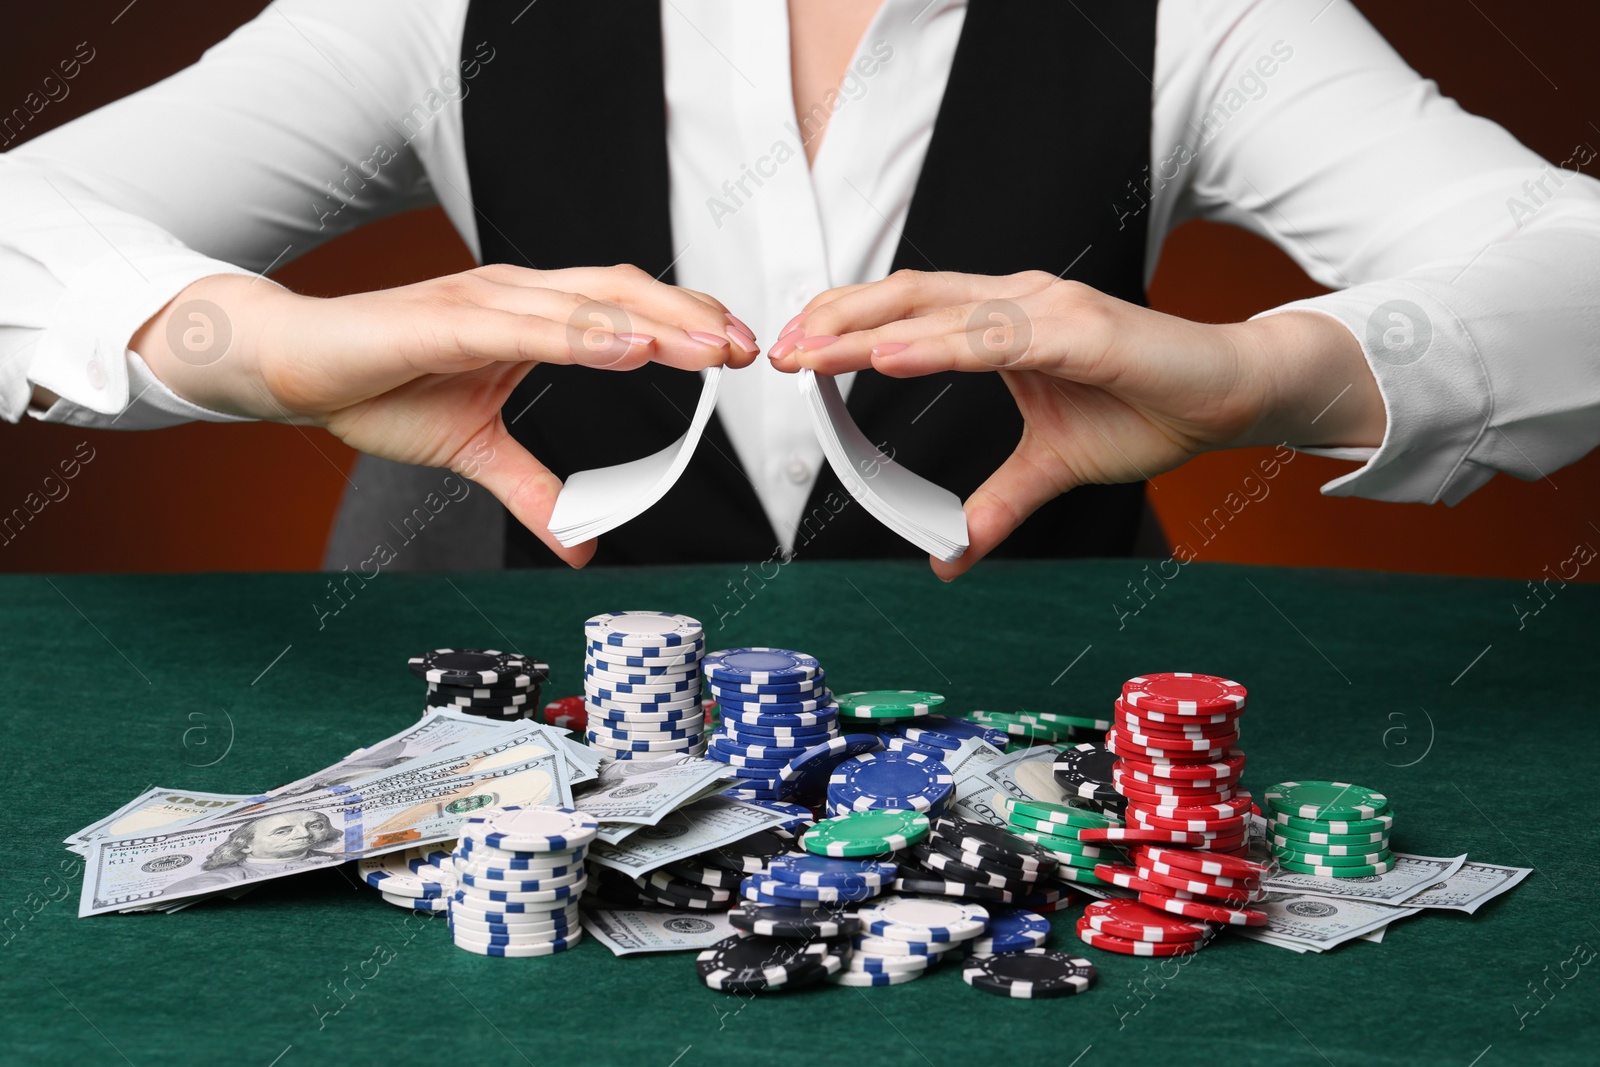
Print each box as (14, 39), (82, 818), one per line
(1150, 0), (1600, 504)
(0, 0), (470, 428)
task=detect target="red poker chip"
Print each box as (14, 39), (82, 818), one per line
(1114, 704), (1242, 735)
(1115, 781), (1243, 809)
(1114, 700), (1241, 726)
(1112, 771), (1240, 797)
(1083, 899), (1214, 942)
(1137, 889), (1267, 927)
(1122, 674), (1248, 715)
(1076, 918), (1204, 957)
(1115, 752), (1247, 781)
(543, 696), (587, 731)
(1078, 826), (1239, 847)
(1134, 864), (1261, 904)
(1136, 846), (1268, 880)
(1140, 856), (1260, 891)
(1129, 808), (1249, 835)
(1106, 731), (1229, 763)
(1128, 792), (1254, 821)
(1091, 864), (1179, 896)
(1115, 728), (1241, 753)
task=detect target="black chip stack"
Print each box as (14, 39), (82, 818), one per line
(410, 648), (548, 720)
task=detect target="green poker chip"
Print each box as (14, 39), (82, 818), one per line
(1270, 824), (1390, 849)
(1014, 711), (1114, 731)
(1051, 864), (1110, 885)
(1264, 781), (1390, 821)
(1004, 797), (1121, 830)
(800, 810), (930, 858)
(835, 690), (944, 719)
(1272, 847), (1394, 868)
(1270, 832), (1391, 855)
(1268, 810), (1394, 836)
(1274, 854), (1396, 878)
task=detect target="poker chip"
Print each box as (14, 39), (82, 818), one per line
(847, 946), (936, 975)
(702, 648), (821, 685)
(743, 876), (879, 904)
(966, 710), (1076, 741)
(721, 704), (834, 727)
(727, 902), (860, 939)
(1135, 889), (1267, 926)
(1136, 845), (1269, 881)
(765, 854), (897, 889)
(1083, 899), (1212, 942)
(966, 907), (1052, 954)
(962, 948), (1096, 998)
(1270, 834), (1392, 857)
(836, 690), (944, 719)
(1270, 824), (1390, 847)
(452, 931), (582, 958)
(1079, 826), (1227, 846)
(409, 649), (544, 687)
(831, 968), (921, 986)
(1075, 920), (1201, 957)
(358, 851), (453, 898)
(542, 696), (586, 731)
(1264, 781), (1390, 821)
(585, 610), (703, 649)
(915, 846), (1045, 886)
(704, 829), (792, 873)
(930, 815), (1055, 869)
(828, 750), (954, 813)
(891, 875), (1016, 903)
(1275, 855), (1396, 877)
(1274, 847), (1393, 867)
(696, 934), (844, 992)
(380, 891), (448, 912)
(802, 810), (930, 857)
(1269, 811), (1394, 836)
(460, 806), (598, 852)
(904, 716), (1011, 750)
(1053, 744), (1120, 808)
(711, 736), (810, 761)
(859, 895), (989, 943)
(775, 734), (885, 802)
(884, 736), (951, 761)
(1122, 673), (1247, 714)
(587, 731), (703, 753)
(925, 837), (1055, 879)
(1128, 807), (1248, 834)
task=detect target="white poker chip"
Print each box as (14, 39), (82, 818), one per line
(585, 611), (704, 649)
(448, 900), (580, 927)
(451, 929), (583, 957)
(380, 891), (447, 911)
(858, 895), (990, 943)
(831, 968), (922, 986)
(458, 805), (599, 852)
(358, 851), (454, 898)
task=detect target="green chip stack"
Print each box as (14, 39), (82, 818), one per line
(1000, 796), (1126, 887)
(1262, 780), (1396, 877)
(966, 709), (1113, 744)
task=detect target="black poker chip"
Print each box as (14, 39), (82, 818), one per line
(1053, 743), (1120, 807)
(702, 830), (792, 873)
(726, 902), (861, 939)
(695, 933), (843, 992)
(408, 649), (548, 687)
(662, 860), (743, 889)
(428, 683), (540, 704)
(635, 870), (735, 904)
(892, 873), (1017, 903)
(962, 948), (1097, 998)
(912, 844), (1040, 889)
(929, 816), (1054, 869)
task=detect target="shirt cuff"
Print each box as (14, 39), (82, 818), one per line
(1253, 283), (1494, 505)
(25, 244), (261, 426)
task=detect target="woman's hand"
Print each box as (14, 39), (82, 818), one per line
(134, 264), (759, 567)
(768, 270), (1383, 579)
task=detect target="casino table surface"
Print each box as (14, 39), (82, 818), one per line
(2, 559), (1595, 1067)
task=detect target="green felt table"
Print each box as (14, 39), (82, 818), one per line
(2, 559), (1596, 1067)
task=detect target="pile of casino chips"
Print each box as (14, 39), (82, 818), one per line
(446, 805), (595, 957)
(1263, 781), (1395, 876)
(825, 750), (954, 817)
(1001, 797), (1125, 889)
(1084, 672), (1272, 933)
(881, 715), (1010, 756)
(1076, 897), (1221, 959)
(358, 844), (457, 912)
(897, 814), (1073, 912)
(964, 707), (1113, 747)
(701, 648), (853, 803)
(583, 611), (707, 760)
(411, 649), (549, 720)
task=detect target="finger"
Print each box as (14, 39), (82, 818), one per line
(869, 301), (1118, 382)
(931, 432), (1068, 582)
(766, 282), (875, 366)
(452, 414), (598, 569)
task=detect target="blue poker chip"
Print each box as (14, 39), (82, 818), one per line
(966, 907), (1052, 954)
(745, 876), (881, 903)
(708, 671), (828, 696)
(766, 854), (898, 889)
(722, 783), (783, 801)
(704, 746), (790, 770)
(709, 735), (810, 761)
(738, 886), (793, 906)
(775, 733), (886, 801)
(719, 705), (837, 728)
(722, 718), (836, 739)
(702, 648), (821, 684)
(885, 735), (951, 761)
(715, 691), (835, 715)
(708, 679), (828, 702)
(905, 716), (1010, 750)
(724, 765), (784, 783)
(738, 799), (816, 831)
(828, 751), (955, 814)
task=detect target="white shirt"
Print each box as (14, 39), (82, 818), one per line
(4, 0), (1599, 553)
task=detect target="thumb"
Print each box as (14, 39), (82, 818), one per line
(931, 433), (1069, 581)
(455, 419), (597, 569)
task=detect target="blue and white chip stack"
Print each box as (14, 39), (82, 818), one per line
(826, 750), (955, 818)
(447, 805), (596, 957)
(840, 895), (991, 986)
(701, 648), (839, 801)
(583, 611), (708, 760)
(357, 845), (457, 912)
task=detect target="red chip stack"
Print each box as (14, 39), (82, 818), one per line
(1080, 673), (1271, 937)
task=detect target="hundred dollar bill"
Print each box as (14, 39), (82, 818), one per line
(1232, 892), (1422, 952)
(585, 798), (790, 879)
(946, 738), (1012, 827)
(66, 788), (254, 854)
(572, 756), (733, 824)
(1401, 859), (1533, 913)
(80, 751), (563, 916)
(581, 908), (733, 956)
(982, 745), (1070, 806)
(1259, 852), (1466, 905)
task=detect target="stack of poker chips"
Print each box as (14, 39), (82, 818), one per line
(583, 611), (708, 760)
(851, 895), (991, 987)
(701, 648), (842, 801)
(1000, 796), (1124, 888)
(736, 853), (896, 972)
(1088, 672), (1271, 930)
(869, 715), (1011, 763)
(1263, 781), (1396, 876)
(447, 805), (595, 957)
(1076, 897), (1221, 959)
(695, 930), (852, 994)
(825, 750), (954, 817)
(411, 648), (548, 720)
(899, 814), (1071, 912)
(357, 845), (456, 913)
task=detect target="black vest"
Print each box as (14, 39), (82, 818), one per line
(462, 1), (1158, 566)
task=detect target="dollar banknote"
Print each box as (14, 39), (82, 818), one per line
(982, 745), (1069, 806)
(65, 788), (254, 855)
(581, 908), (733, 955)
(1259, 852), (1466, 905)
(1401, 860), (1533, 913)
(573, 756), (733, 824)
(585, 798), (790, 879)
(1233, 892), (1423, 952)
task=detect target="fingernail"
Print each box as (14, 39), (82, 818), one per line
(688, 331), (728, 348)
(727, 323), (758, 350)
(794, 335), (839, 351)
(872, 342), (909, 357)
(779, 312), (806, 337)
(768, 332), (802, 361)
(725, 312), (755, 336)
(618, 333), (655, 346)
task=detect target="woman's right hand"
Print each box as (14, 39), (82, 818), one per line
(133, 263), (758, 566)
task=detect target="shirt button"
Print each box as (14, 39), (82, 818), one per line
(86, 357), (106, 389)
(785, 457), (812, 484)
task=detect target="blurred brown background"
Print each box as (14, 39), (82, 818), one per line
(3, 0), (1597, 577)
